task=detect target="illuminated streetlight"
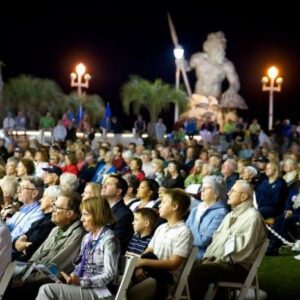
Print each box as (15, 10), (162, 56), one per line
(70, 63), (91, 96)
(70, 63), (91, 126)
(173, 44), (192, 122)
(262, 66), (283, 131)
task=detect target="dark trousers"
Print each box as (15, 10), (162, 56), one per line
(4, 278), (52, 300)
(269, 214), (300, 250)
(188, 262), (248, 300)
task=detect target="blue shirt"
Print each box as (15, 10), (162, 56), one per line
(186, 201), (228, 259)
(126, 233), (152, 256)
(6, 201), (44, 241)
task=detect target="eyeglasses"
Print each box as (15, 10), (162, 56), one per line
(52, 204), (72, 211)
(18, 186), (36, 191)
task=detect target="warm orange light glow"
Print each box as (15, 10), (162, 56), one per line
(267, 66), (278, 80)
(76, 63), (86, 76)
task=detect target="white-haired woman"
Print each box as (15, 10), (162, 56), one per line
(186, 175), (228, 260)
(60, 172), (79, 193)
(0, 177), (18, 220)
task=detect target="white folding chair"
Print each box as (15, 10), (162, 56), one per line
(168, 247), (198, 300)
(115, 256), (137, 300)
(205, 240), (269, 300)
(0, 261), (17, 300)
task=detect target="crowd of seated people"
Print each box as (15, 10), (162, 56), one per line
(0, 117), (300, 299)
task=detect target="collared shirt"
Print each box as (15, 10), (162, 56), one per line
(148, 220), (193, 282)
(29, 219), (85, 275)
(127, 233), (152, 256)
(6, 201), (44, 241)
(204, 201), (267, 270)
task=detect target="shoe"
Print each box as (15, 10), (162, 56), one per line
(265, 248), (279, 256)
(292, 240), (300, 251)
(294, 254), (300, 260)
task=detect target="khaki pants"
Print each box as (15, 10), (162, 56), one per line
(36, 283), (113, 300)
(127, 277), (157, 300)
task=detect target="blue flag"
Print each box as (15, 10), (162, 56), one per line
(77, 104), (84, 126)
(100, 102), (112, 129)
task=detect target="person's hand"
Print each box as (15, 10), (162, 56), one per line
(284, 210), (293, 219)
(135, 258), (145, 269)
(15, 239), (32, 252)
(202, 257), (216, 264)
(134, 268), (147, 282)
(11, 278), (24, 288)
(60, 272), (80, 285)
(19, 235), (27, 241)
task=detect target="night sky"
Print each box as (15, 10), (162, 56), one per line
(1, 1), (299, 130)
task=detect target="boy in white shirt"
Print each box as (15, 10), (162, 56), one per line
(128, 188), (193, 300)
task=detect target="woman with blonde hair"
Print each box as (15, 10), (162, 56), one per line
(81, 182), (102, 201)
(36, 197), (120, 300)
(255, 161), (288, 218)
(149, 158), (165, 186)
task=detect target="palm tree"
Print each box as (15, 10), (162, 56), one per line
(3, 75), (106, 129)
(3, 75), (65, 128)
(121, 75), (187, 125)
(64, 92), (105, 126)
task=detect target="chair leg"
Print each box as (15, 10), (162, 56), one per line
(186, 282), (191, 300)
(254, 275), (259, 300)
(204, 284), (218, 300)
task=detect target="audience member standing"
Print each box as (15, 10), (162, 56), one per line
(3, 112), (15, 131)
(155, 118), (167, 143)
(134, 114), (146, 136)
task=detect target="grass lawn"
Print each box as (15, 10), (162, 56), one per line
(259, 247), (300, 300)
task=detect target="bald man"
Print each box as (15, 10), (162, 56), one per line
(189, 180), (267, 300)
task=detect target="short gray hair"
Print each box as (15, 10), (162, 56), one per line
(0, 177), (18, 198)
(44, 185), (62, 200)
(202, 175), (226, 201)
(59, 173), (79, 192)
(244, 166), (258, 177)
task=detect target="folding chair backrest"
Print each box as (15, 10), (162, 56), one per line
(115, 256), (137, 300)
(171, 247), (198, 300)
(0, 261), (17, 300)
(238, 240), (268, 300)
(204, 240), (268, 300)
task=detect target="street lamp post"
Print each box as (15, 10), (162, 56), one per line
(70, 63), (91, 125)
(173, 44), (192, 122)
(262, 66), (283, 131)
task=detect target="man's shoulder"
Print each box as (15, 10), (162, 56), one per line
(113, 200), (133, 217)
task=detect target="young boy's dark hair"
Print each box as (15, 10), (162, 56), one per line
(135, 207), (159, 232)
(163, 188), (191, 219)
(126, 208), (159, 257)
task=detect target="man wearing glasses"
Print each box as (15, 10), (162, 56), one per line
(7, 192), (85, 299)
(188, 180), (267, 300)
(6, 176), (44, 242)
(28, 192), (85, 274)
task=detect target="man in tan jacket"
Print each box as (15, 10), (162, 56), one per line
(6, 192), (85, 300)
(188, 180), (267, 300)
